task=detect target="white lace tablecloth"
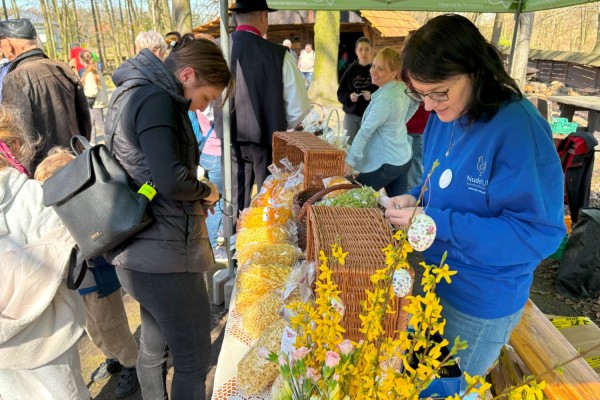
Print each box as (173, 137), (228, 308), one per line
(211, 287), (271, 400)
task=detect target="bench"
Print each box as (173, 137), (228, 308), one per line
(509, 300), (600, 399)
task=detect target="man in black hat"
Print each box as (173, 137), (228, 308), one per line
(214, 0), (309, 223)
(0, 18), (91, 172)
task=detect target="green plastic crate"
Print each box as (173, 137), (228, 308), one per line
(548, 234), (569, 260)
(551, 118), (578, 134)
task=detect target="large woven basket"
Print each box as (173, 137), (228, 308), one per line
(272, 132), (346, 189)
(306, 206), (412, 341)
(292, 184), (360, 251)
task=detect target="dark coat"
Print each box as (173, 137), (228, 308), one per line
(214, 30), (287, 146)
(2, 48), (92, 171)
(104, 49), (213, 274)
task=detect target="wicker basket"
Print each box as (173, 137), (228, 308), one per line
(306, 206), (413, 341)
(272, 132), (346, 189)
(292, 184), (360, 251)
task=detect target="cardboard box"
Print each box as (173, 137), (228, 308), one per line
(489, 346), (548, 399)
(548, 316), (600, 374)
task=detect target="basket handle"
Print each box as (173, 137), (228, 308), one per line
(322, 108), (341, 137)
(297, 183), (361, 221)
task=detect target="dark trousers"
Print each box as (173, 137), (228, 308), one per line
(116, 269), (211, 400)
(230, 142), (271, 220)
(356, 162), (412, 197)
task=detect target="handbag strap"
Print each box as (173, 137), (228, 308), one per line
(105, 89), (137, 153)
(66, 247), (88, 290)
(0, 139), (33, 177)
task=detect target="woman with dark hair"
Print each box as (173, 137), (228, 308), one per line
(385, 14), (565, 391)
(104, 32), (234, 400)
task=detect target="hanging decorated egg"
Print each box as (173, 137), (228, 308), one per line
(392, 268), (413, 297)
(407, 213), (437, 251)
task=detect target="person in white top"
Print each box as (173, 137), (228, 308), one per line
(298, 43), (315, 90)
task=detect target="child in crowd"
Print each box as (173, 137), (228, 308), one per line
(35, 147), (140, 399)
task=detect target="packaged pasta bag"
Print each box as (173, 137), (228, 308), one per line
(243, 288), (293, 340)
(237, 319), (286, 396)
(271, 161), (305, 208)
(235, 224), (291, 249)
(236, 242), (301, 268)
(278, 261), (316, 323)
(235, 262), (292, 314)
(238, 206), (293, 230)
(322, 176), (352, 200)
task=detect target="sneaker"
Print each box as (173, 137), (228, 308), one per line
(114, 367), (139, 398)
(213, 246), (228, 262)
(90, 358), (122, 382)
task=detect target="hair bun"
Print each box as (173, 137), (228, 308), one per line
(165, 31), (181, 48)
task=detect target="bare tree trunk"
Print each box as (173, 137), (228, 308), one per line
(49, 0), (68, 61)
(172, 0), (192, 33)
(91, 0), (105, 69)
(510, 12), (534, 90)
(118, 0), (135, 56)
(308, 10), (340, 108)
(71, 0), (80, 43)
(126, 0), (139, 50)
(103, 0), (123, 64)
(61, 0), (72, 54)
(10, 0), (19, 18)
(491, 13), (503, 46)
(592, 6), (600, 53)
(2, 0), (8, 19)
(160, 0), (172, 31)
(93, 0), (108, 70)
(39, 0), (56, 58)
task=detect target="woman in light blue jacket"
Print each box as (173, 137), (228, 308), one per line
(344, 47), (418, 196)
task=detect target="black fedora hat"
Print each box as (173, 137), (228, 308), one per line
(230, 0), (277, 13)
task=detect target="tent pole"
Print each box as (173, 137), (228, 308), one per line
(219, 0), (235, 279)
(508, 0), (523, 72)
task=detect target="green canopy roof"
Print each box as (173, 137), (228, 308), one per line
(267, 0), (597, 13)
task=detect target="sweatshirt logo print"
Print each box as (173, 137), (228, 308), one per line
(466, 155), (489, 194)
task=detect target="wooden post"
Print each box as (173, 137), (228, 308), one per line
(509, 12), (534, 90)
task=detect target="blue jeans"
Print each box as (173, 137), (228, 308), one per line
(200, 154), (223, 248)
(116, 269), (211, 400)
(407, 133), (423, 191)
(439, 298), (524, 392)
(301, 71), (313, 90)
(356, 162), (411, 197)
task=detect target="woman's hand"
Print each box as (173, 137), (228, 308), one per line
(343, 163), (355, 177)
(202, 181), (220, 206)
(350, 93), (359, 102)
(362, 91), (371, 101)
(385, 194), (420, 229)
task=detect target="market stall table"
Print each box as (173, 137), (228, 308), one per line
(548, 95), (600, 133)
(211, 286), (272, 400)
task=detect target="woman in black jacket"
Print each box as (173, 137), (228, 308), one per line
(337, 37), (378, 145)
(104, 33), (233, 400)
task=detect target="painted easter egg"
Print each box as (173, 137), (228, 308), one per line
(407, 213), (437, 252)
(392, 268), (413, 297)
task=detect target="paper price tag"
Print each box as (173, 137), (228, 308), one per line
(138, 183), (157, 201)
(280, 325), (298, 356)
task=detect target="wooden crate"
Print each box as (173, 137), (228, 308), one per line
(272, 132), (345, 189)
(306, 205), (412, 341)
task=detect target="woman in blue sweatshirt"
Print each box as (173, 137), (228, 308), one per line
(385, 14), (566, 390)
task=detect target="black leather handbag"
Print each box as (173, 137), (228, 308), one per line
(42, 135), (153, 259)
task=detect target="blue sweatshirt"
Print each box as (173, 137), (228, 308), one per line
(410, 98), (566, 319)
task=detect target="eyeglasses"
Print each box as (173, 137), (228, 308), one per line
(404, 75), (462, 103)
